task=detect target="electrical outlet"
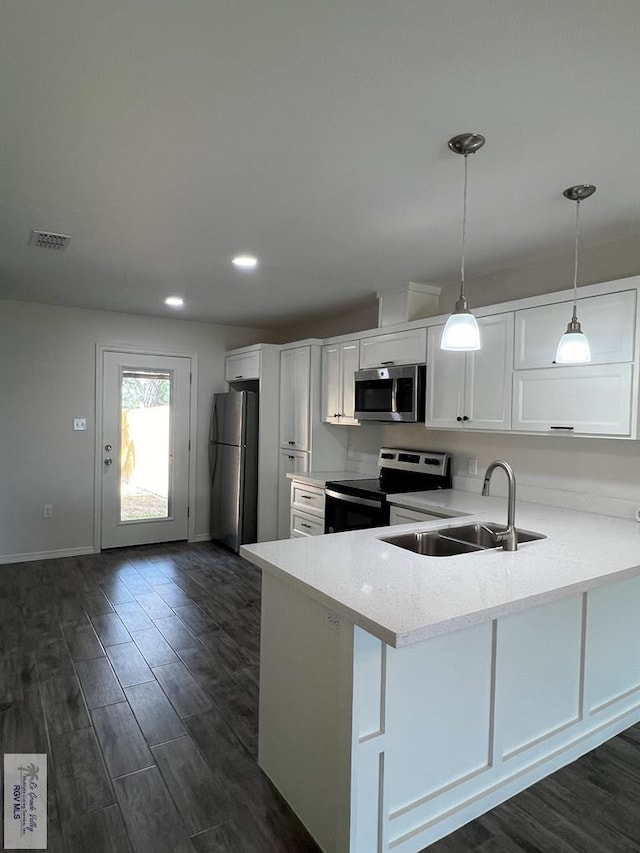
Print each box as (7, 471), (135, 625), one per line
(326, 610), (341, 634)
(43, 504), (53, 518)
(468, 456), (478, 476)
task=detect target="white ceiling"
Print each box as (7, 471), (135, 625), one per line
(1, 0), (639, 328)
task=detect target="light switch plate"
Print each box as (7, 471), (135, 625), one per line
(73, 418), (87, 431)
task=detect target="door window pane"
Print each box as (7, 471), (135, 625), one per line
(120, 370), (171, 522)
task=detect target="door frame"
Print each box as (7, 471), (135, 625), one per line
(94, 343), (198, 551)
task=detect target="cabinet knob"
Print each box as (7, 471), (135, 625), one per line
(235, 375), (243, 379)
(288, 441), (296, 445)
(462, 415), (469, 421)
(288, 455), (295, 459)
(456, 416), (462, 422)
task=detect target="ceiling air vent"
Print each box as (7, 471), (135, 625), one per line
(29, 230), (71, 251)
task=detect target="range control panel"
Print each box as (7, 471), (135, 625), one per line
(377, 447), (450, 477)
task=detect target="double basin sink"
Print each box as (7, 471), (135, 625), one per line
(381, 522), (545, 557)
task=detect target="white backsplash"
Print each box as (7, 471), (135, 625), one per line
(344, 423), (640, 521)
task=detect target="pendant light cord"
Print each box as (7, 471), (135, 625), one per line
(572, 199), (580, 323)
(460, 154), (468, 300)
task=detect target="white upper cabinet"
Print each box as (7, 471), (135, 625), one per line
(512, 363), (634, 436)
(514, 289), (636, 369)
(426, 313), (514, 431)
(224, 348), (261, 382)
(321, 340), (360, 425)
(359, 328), (427, 369)
(279, 346), (311, 451)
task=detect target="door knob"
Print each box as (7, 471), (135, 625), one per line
(104, 457), (113, 466)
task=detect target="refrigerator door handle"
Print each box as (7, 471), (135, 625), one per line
(209, 442), (218, 480)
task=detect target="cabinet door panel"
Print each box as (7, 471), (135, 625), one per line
(425, 325), (465, 428)
(279, 349), (296, 447)
(466, 313), (514, 430)
(512, 364), (633, 435)
(280, 347), (311, 450)
(224, 350), (260, 382)
(340, 342), (360, 423)
(514, 290), (636, 369)
(321, 345), (341, 423)
(359, 328), (427, 369)
(293, 347), (311, 450)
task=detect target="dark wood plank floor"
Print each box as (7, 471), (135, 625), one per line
(1, 541), (640, 852)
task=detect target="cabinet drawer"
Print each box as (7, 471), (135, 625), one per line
(225, 351), (260, 382)
(359, 328), (427, 369)
(291, 483), (325, 517)
(390, 506), (449, 525)
(514, 290), (636, 369)
(290, 510), (325, 537)
(512, 364), (634, 436)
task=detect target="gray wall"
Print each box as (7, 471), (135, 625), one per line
(441, 231), (640, 316)
(0, 299), (268, 561)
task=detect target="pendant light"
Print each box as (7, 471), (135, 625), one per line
(555, 184), (596, 364)
(441, 133), (485, 351)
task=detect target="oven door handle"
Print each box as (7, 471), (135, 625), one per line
(325, 489), (384, 509)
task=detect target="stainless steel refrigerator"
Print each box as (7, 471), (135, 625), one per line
(209, 390), (259, 553)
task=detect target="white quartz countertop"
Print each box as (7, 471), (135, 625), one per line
(285, 470), (375, 487)
(241, 489), (640, 648)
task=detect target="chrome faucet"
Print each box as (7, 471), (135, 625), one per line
(481, 460), (517, 551)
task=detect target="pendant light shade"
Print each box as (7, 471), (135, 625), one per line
(555, 184), (596, 365)
(441, 133), (485, 352)
(441, 296), (481, 350)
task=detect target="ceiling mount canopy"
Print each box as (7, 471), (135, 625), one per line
(440, 133), (485, 352)
(555, 184), (596, 365)
(447, 133), (486, 157)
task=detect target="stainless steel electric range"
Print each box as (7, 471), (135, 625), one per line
(324, 447), (451, 534)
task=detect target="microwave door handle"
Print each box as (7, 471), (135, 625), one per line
(391, 378), (398, 414)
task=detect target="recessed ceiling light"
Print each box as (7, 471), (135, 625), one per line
(165, 296), (184, 307)
(232, 255), (258, 269)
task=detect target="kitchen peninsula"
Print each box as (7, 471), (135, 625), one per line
(241, 491), (640, 853)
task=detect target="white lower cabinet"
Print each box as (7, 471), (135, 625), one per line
(290, 510), (325, 537)
(278, 450), (309, 539)
(290, 480), (325, 537)
(260, 572), (640, 853)
(512, 363), (634, 436)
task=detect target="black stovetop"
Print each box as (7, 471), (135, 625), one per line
(326, 468), (450, 501)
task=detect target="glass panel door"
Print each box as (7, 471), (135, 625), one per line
(101, 351), (191, 549)
(120, 370), (171, 522)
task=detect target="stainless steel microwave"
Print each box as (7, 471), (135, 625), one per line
(354, 364), (426, 422)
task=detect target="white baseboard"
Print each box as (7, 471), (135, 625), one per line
(0, 545), (98, 566)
